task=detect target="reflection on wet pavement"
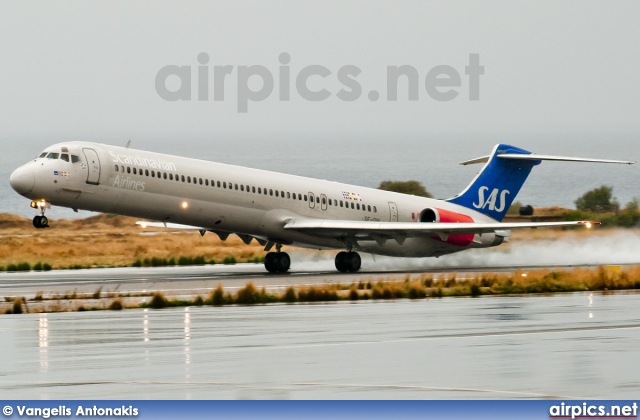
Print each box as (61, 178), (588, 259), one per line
(1, 292), (639, 399)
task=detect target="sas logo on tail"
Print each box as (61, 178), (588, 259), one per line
(473, 187), (510, 212)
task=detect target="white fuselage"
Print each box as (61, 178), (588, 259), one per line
(10, 142), (502, 257)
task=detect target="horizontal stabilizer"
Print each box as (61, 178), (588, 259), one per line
(461, 153), (634, 165)
(498, 154), (634, 164)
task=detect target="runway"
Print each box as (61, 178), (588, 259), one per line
(1, 292), (639, 399)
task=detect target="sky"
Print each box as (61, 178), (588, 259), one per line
(1, 1), (638, 207)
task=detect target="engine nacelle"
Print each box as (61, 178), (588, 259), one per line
(419, 207), (475, 247)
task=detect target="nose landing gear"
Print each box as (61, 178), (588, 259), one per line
(30, 200), (51, 229)
(33, 215), (49, 229)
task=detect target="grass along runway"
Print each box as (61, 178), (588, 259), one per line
(2, 264), (640, 315)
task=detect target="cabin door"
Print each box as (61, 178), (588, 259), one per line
(82, 148), (101, 185)
(388, 202), (398, 222)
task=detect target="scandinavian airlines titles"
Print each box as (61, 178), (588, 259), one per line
(109, 151), (177, 172)
(473, 186), (510, 212)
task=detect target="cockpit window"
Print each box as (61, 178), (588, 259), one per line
(60, 154), (69, 162)
(46, 153), (60, 159)
(39, 152), (47, 158)
(71, 155), (80, 163)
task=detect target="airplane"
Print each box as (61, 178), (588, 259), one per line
(9, 142), (634, 273)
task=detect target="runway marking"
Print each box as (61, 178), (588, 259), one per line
(293, 382), (584, 399)
(191, 323), (640, 354)
(0, 380), (584, 399)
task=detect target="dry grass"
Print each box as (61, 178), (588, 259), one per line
(0, 213), (265, 269)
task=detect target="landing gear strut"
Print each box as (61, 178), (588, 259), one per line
(335, 251), (361, 273)
(264, 250), (291, 273)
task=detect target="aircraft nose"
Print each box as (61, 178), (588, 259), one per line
(9, 166), (35, 195)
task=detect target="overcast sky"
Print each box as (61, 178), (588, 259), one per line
(1, 1), (639, 154)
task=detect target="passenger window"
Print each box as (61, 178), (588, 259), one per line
(234, 184), (238, 190)
(292, 193), (296, 200)
(163, 173), (167, 179)
(187, 176), (191, 183)
(373, 206), (377, 213)
(241, 185), (244, 191)
(217, 181), (221, 187)
(71, 155), (80, 163)
(169, 174), (173, 180)
(133, 168), (137, 175)
(275, 190), (279, 197)
(316, 197), (320, 203)
(298, 194), (302, 200)
(368, 205), (371, 212)
(304, 195), (307, 201)
(351, 202), (354, 209)
(252, 186), (256, 193)
(199, 178), (203, 185)
(61, 154), (69, 162)
(223, 182), (226, 188)
(340, 201), (343, 208)
(258, 187), (262, 194)
(281, 191), (285, 197)
(127, 167), (131, 174)
(114, 165), (119, 172)
(322, 197), (326, 205)
(180, 175), (184, 182)
(205, 179), (208, 186)
(357, 203), (360, 210)
(269, 189), (273, 196)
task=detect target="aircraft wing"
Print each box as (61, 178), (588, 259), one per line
(136, 221), (202, 230)
(135, 221), (261, 244)
(283, 219), (598, 239)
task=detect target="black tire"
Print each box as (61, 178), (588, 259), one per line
(33, 216), (41, 228)
(264, 252), (278, 273)
(335, 251), (349, 272)
(39, 216), (49, 228)
(347, 252), (361, 272)
(276, 252), (291, 273)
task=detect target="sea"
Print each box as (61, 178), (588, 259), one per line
(2, 133), (638, 220)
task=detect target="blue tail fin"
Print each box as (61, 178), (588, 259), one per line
(447, 144), (541, 221)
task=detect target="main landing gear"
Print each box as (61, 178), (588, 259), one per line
(335, 251), (361, 273)
(264, 251), (291, 274)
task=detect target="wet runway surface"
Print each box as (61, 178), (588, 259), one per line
(2, 292), (639, 399)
